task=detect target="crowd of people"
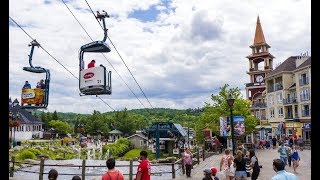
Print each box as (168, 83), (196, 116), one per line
(46, 150), (151, 180)
(45, 138), (302, 180)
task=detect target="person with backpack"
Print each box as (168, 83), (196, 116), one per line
(102, 158), (125, 180)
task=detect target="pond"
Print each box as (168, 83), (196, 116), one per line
(12, 159), (183, 180)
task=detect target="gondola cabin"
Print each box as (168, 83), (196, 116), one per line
(20, 40), (50, 109)
(78, 10), (112, 96)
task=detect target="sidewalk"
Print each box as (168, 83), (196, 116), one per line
(175, 148), (311, 180)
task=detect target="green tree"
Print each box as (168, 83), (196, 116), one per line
(85, 111), (110, 135)
(113, 109), (148, 135)
(48, 120), (72, 134)
(52, 110), (59, 120)
(195, 84), (258, 143)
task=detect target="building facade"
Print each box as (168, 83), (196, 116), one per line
(265, 55), (311, 141)
(244, 16), (311, 143)
(9, 98), (44, 142)
(245, 16), (274, 142)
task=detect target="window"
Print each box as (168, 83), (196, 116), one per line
(255, 111), (260, 118)
(301, 104), (310, 117)
(299, 73), (309, 85)
(269, 108), (275, 118)
(278, 107), (283, 117)
(268, 95), (274, 105)
(277, 93), (283, 104)
(300, 88), (310, 101)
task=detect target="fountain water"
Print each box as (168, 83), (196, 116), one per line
(105, 149), (110, 160)
(98, 146), (102, 160)
(92, 148), (96, 160)
(87, 149), (91, 160)
(77, 148), (81, 159)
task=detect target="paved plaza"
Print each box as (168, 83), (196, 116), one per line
(9, 148), (311, 180)
(175, 148), (311, 180)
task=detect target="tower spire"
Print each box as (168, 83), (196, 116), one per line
(253, 15), (266, 46)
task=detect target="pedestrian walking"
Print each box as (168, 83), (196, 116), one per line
(183, 147), (193, 177)
(272, 137), (277, 149)
(277, 141), (288, 166)
(272, 159), (298, 180)
(247, 149), (260, 180)
(291, 145), (300, 173)
(297, 135), (304, 151)
(220, 149), (235, 180)
(233, 150), (247, 180)
(285, 144), (292, 167)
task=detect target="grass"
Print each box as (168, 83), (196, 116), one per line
(122, 149), (173, 161)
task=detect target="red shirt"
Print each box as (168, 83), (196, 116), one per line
(135, 160), (151, 180)
(102, 170), (124, 180)
(88, 61), (95, 68)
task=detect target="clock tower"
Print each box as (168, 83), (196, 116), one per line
(245, 16), (274, 101)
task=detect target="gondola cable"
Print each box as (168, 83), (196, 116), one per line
(83, 0), (154, 109)
(9, 16), (115, 111)
(61, 0), (147, 109)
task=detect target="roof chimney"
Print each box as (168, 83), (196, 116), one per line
(296, 51), (310, 68)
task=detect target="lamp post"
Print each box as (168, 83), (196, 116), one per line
(227, 93), (235, 156)
(155, 122), (160, 159)
(187, 119), (190, 148)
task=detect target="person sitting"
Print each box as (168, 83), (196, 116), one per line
(38, 79), (45, 89)
(23, 81), (31, 89)
(88, 60), (95, 68)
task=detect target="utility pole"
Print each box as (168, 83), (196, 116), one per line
(156, 123), (160, 159)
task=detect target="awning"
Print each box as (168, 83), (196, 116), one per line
(255, 125), (272, 129)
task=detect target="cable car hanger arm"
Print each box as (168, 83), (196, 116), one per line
(28, 39), (40, 68)
(96, 10), (109, 42)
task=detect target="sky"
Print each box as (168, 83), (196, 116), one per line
(9, 0), (311, 114)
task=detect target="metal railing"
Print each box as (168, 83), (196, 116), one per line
(9, 148), (206, 180)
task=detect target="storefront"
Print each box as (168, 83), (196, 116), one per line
(271, 121), (302, 138)
(302, 123), (311, 141)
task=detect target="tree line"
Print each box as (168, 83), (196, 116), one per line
(33, 84), (259, 143)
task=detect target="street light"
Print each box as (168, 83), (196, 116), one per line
(227, 93), (235, 156)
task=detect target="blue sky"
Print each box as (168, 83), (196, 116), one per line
(9, 0), (311, 114)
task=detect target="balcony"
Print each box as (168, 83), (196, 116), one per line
(302, 110), (311, 117)
(299, 77), (309, 86)
(275, 83), (283, 91)
(283, 98), (297, 105)
(285, 113), (293, 119)
(251, 103), (267, 109)
(260, 114), (267, 120)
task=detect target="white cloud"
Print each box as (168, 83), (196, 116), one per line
(9, 0), (311, 113)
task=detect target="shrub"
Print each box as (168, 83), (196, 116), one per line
(17, 150), (36, 160)
(102, 138), (130, 157)
(26, 148), (41, 156)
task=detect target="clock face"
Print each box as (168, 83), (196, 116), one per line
(256, 75), (264, 83)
